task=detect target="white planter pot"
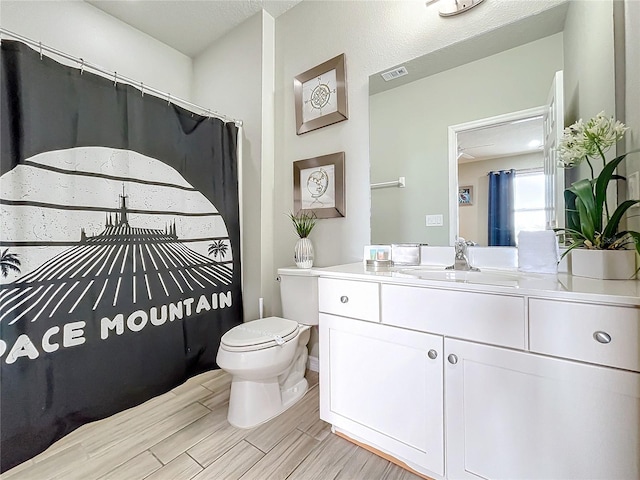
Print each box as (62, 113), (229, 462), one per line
(294, 237), (314, 269)
(570, 249), (637, 280)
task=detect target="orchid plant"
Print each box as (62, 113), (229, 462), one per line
(555, 111), (640, 259)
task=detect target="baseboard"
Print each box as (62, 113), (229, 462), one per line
(307, 355), (319, 372)
(334, 431), (435, 480)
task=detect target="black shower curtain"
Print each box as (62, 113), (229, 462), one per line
(0, 41), (243, 472)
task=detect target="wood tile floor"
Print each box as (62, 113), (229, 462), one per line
(2, 370), (422, 480)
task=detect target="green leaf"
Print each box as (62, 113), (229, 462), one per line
(288, 211), (317, 238)
(575, 197), (595, 242)
(594, 149), (640, 222)
(569, 179), (598, 235)
(618, 231), (640, 257)
(554, 226), (587, 240)
(559, 238), (586, 260)
(602, 200), (640, 239)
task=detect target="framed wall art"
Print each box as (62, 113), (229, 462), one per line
(293, 152), (345, 218)
(294, 54), (348, 135)
(458, 185), (473, 206)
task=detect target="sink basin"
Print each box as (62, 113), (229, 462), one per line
(395, 267), (524, 287)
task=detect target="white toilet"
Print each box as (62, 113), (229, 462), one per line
(216, 268), (318, 428)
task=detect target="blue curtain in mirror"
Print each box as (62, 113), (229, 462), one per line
(488, 170), (516, 246)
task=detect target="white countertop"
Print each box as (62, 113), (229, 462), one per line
(310, 263), (640, 307)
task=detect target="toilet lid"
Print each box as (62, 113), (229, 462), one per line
(221, 317), (299, 351)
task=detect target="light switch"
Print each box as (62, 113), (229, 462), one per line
(628, 171), (640, 206)
(426, 214), (443, 227)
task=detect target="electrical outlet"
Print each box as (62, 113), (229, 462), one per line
(628, 171), (640, 206)
(426, 214), (443, 227)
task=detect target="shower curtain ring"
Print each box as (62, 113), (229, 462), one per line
(167, 93), (171, 105)
(39, 41), (43, 59)
(140, 82), (144, 97)
(80, 58), (84, 75)
(113, 71), (117, 87)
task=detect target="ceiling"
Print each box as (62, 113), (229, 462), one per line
(86, 0), (303, 57)
(457, 116), (544, 163)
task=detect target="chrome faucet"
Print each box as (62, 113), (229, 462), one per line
(446, 237), (480, 271)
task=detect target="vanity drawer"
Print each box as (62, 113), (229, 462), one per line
(529, 299), (640, 372)
(318, 278), (380, 322)
(381, 284), (525, 349)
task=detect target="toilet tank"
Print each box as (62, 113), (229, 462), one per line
(277, 267), (319, 326)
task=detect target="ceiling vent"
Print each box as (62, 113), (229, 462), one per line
(381, 66), (408, 82)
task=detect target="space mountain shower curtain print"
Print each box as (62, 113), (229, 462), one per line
(0, 40), (242, 471)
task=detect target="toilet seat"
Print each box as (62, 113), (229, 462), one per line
(220, 317), (299, 352)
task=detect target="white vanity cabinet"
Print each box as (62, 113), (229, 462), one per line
(319, 313), (445, 477)
(317, 268), (640, 480)
(445, 338), (640, 480)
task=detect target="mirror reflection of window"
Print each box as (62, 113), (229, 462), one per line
(513, 168), (546, 244)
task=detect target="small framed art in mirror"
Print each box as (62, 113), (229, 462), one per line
(458, 185), (473, 206)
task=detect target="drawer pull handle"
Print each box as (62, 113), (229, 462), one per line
(428, 349), (438, 360)
(340, 296), (349, 304)
(593, 331), (612, 344)
(447, 354), (458, 365)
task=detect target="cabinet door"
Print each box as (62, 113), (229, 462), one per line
(319, 313), (444, 477)
(445, 338), (640, 480)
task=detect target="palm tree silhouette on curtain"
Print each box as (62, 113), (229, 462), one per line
(0, 249), (21, 278)
(208, 239), (229, 259)
(488, 170), (516, 246)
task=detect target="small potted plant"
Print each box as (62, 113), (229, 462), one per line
(555, 112), (640, 279)
(288, 211), (317, 268)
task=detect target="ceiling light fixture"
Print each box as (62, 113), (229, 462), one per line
(427, 0), (486, 17)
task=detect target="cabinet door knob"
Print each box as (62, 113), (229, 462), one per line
(593, 331), (612, 344)
(447, 354), (458, 365)
(340, 296), (349, 304)
(428, 349), (438, 359)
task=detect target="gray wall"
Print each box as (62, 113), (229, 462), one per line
(563, 0), (616, 184)
(624, 0), (640, 234)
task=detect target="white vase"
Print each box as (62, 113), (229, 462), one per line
(570, 249), (637, 280)
(294, 237), (314, 269)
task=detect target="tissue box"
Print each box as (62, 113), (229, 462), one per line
(391, 244), (422, 266)
(517, 231), (559, 274)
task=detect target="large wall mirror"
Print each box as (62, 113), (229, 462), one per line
(369, 1), (617, 246)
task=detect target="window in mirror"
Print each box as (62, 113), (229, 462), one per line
(513, 168), (546, 243)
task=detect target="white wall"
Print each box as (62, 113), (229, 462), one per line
(273, 1), (567, 278)
(0, 1), (192, 98)
(192, 11), (275, 321)
(624, 0), (640, 233)
(370, 33), (563, 246)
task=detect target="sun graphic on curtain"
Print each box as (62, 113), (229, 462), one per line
(0, 147), (234, 328)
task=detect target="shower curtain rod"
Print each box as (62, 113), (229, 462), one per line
(0, 28), (243, 127)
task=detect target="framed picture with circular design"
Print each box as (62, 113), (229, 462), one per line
(294, 54), (348, 135)
(293, 152), (345, 218)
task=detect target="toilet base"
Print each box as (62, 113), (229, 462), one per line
(227, 375), (309, 429)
